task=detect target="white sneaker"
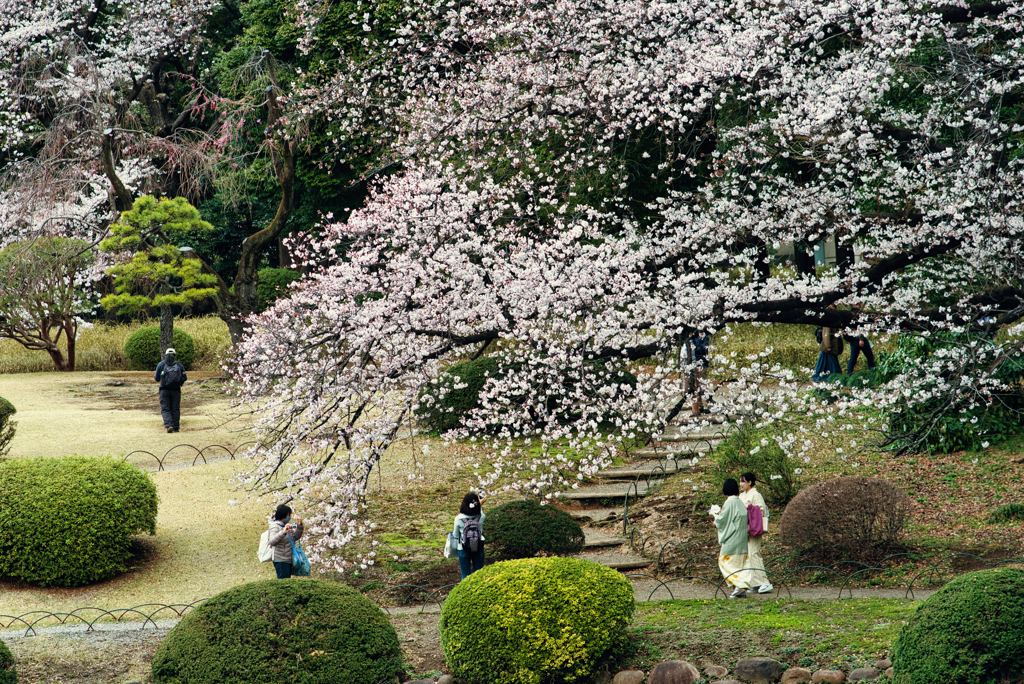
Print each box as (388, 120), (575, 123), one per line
(758, 582), (774, 594)
(729, 588), (747, 599)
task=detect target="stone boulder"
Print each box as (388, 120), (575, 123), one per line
(873, 659), (891, 671)
(848, 667), (879, 681)
(706, 665), (729, 679)
(437, 676), (455, 684)
(781, 667), (813, 684)
(648, 660), (701, 684)
(811, 670), (846, 684)
(735, 657), (786, 683)
(612, 671), (646, 684)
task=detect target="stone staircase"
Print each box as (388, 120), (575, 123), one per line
(554, 413), (737, 571)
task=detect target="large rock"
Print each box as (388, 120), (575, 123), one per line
(437, 676), (455, 684)
(612, 671), (645, 684)
(782, 667), (813, 684)
(407, 680), (434, 684)
(873, 659), (891, 670)
(706, 665), (729, 678)
(883, 668), (893, 679)
(811, 670), (846, 684)
(735, 657), (786, 683)
(648, 660), (701, 684)
(847, 667), (879, 682)
(712, 680), (743, 684)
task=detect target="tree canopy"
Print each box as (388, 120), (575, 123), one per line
(230, 0), (1024, 568)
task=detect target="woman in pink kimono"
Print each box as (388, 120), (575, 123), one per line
(710, 478), (750, 598)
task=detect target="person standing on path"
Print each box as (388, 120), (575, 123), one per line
(739, 472), (773, 594)
(267, 504), (304, 579)
(710, 478), (750, 598)
(154, 347), (187, 432)
(812, 325), (843, 381)
(451, 492), (486, 579)
(843, 334), (876, 375)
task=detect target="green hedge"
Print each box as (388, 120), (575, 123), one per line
(151, 579), (404, 684)
(484, 500), (585, 559)
(417, 356), (638, 434)
(257, 268), (301, 312)
(0, 637), (15, 684)
(123, 326), (196, 370)
(0, 397), (15, 459)
(0, 457), (158, 587)
(891, 567), (1024, 684)
(440, 557), (634, 684)
(710, 424), (800, 507)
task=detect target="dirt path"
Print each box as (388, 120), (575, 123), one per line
(1, 371), (255, 460)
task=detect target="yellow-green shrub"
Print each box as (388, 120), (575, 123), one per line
(440, 557), (634, 684)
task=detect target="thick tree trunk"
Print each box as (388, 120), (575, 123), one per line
(159, 282), (174, 356)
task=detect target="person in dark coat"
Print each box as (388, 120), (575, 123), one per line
(154, 347), (187, 432)
(843, 334), (876, 374)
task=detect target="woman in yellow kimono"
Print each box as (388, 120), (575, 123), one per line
(711, 478), (750, 598)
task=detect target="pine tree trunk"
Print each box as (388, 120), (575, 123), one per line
(159, 281), (174, 356)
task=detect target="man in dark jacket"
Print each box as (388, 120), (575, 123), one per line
(154, 348), (187, 432)
(843, 334), (876, 375)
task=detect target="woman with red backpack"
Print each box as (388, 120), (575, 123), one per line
(451, 492), (486, 579)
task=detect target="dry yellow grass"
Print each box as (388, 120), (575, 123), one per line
(1, 371), (253, 461)
(0, 315), (231, 374)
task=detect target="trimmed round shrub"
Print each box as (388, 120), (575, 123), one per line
(256, 267), (301, 312)
(484, 499), (585, 559)
(0, 457), (158, 587)
(891, 567), (1024, 684)
(0, 637), (15, 684)
(151, 579), (404, 684)
(440, 557), (635, 684)
(0, 397), (16, 459)
(780, 476), (910, 565)
(123, 325), (196, 370)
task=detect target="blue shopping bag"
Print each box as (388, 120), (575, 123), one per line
(287, 532), (311, 576)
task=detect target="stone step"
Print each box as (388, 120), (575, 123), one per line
(632, 441), (718, 458)
(577, 552), (652, 570)
(598, 459), (692, 479)
(656, 425), (732, 443)
(583, 529), (626, 549)
(559, 481), (652, 500)
(569, 507), (621, 522)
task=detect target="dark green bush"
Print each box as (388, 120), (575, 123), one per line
(256, 268), (302, 312)
(989, 502), (1024, 524)
(484, 499), (585, 559)
(417, 355), (638, 434)
(416, 356), (500, 434)
(0, 637), (15, 684)
(0, 397), (15, 459)
(123, 326), (196, 370)
(0, 457), (158, 587)
(877, 334), (1024, 454)
(891, 567), (1024, 684)
(151, 579), (404, 684)
(441, 557), (634, 684)
(711, 424), (800, 507)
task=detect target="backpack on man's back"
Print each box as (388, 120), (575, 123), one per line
(160, 362), (184, 389)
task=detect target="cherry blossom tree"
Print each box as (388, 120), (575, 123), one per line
(230, 0), (1024, 568)
(0, 0), (219, 246)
